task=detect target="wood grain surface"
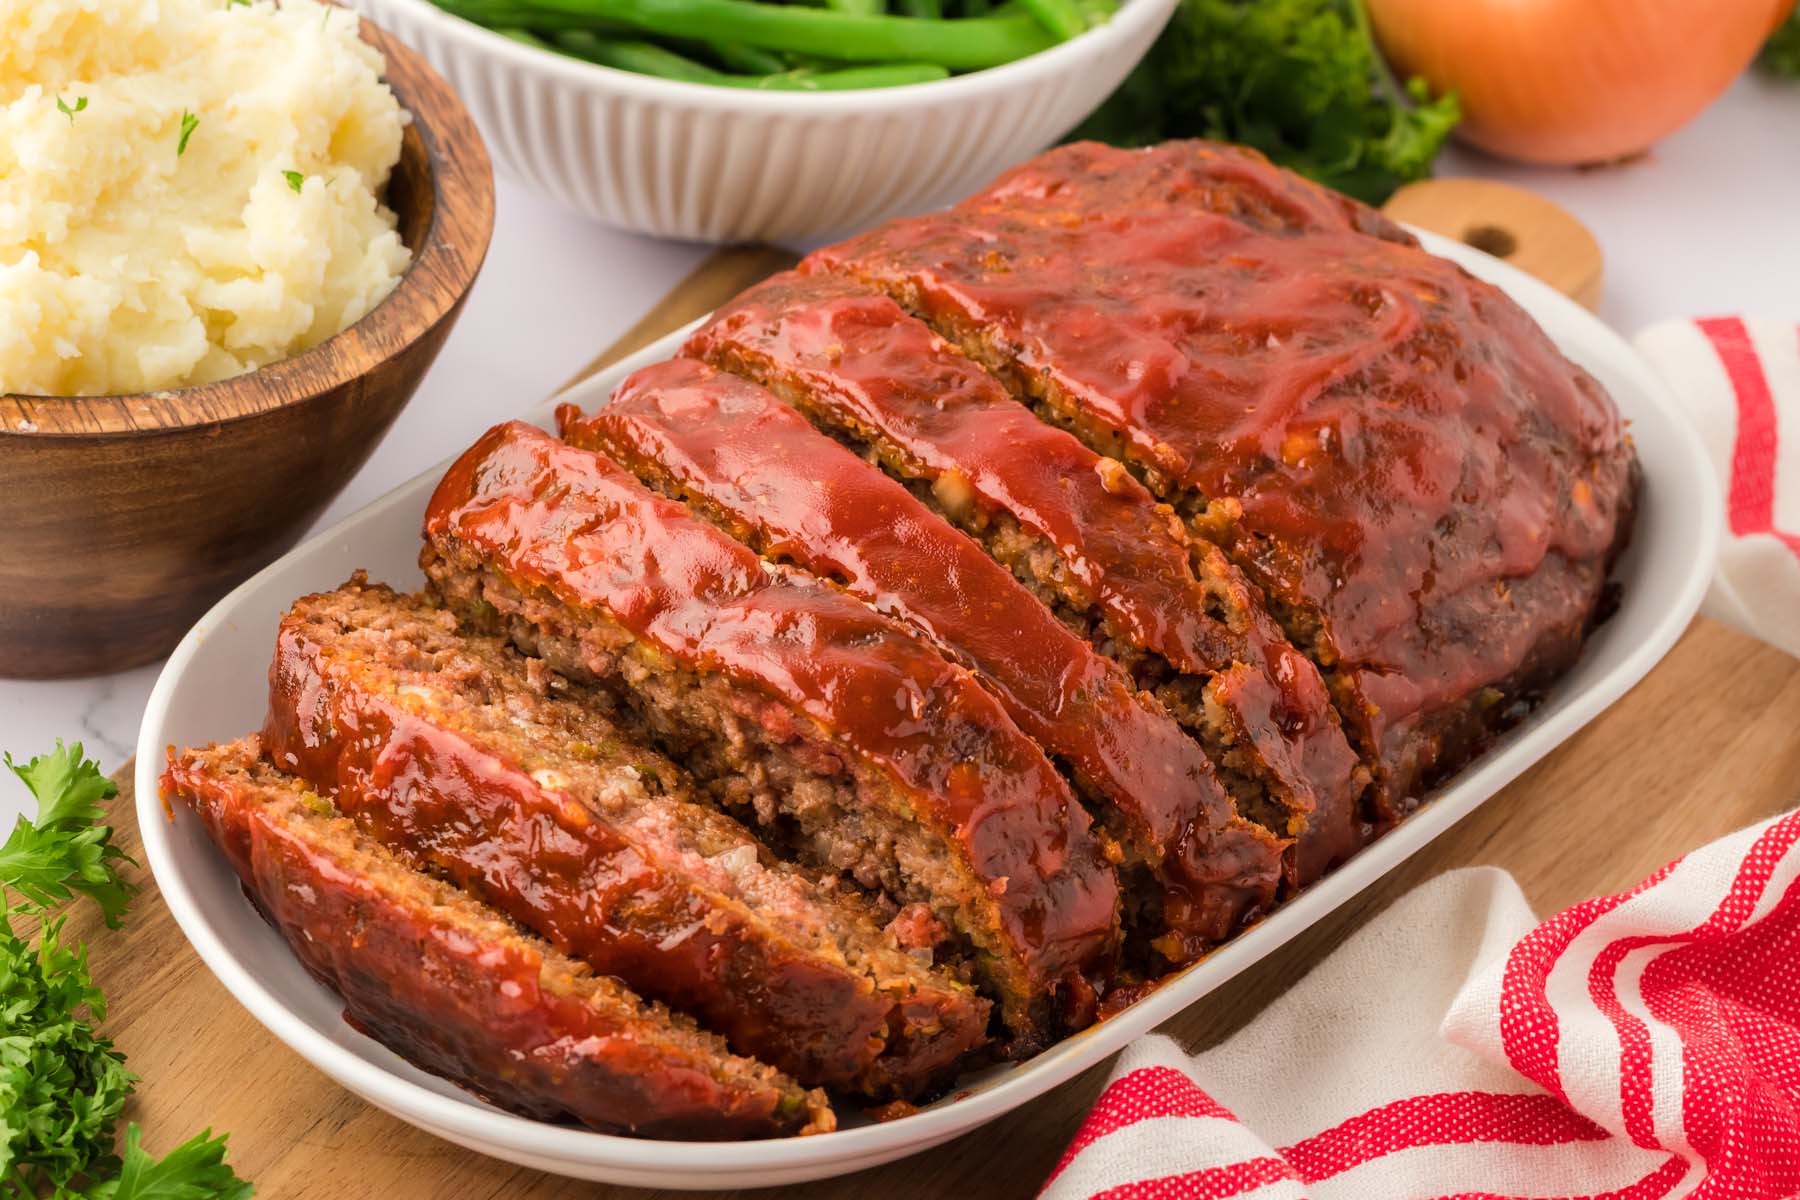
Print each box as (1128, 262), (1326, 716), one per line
(78, 194), (1795, 1197)
(0, 15), (495, 679)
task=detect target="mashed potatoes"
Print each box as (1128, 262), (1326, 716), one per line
(0, 0), (412, 396)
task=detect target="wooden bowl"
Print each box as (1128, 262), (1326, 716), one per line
(0, 17), (494, 679)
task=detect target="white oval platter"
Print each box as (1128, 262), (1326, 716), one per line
(136, 233), (1720, 1189)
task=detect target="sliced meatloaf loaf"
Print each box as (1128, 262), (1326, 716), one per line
(420, 421), (1121, 1050)
(560, 360), (1288, 962)
(805, 139), (1638, 817)
(161, 739), (834, 1139)
(263, 577), (989, 1099)
(682, 270), (1368, 887)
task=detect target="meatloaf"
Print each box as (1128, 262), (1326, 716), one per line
(682, 269), (1368, 887)
(420, 420), (1121, 1049)
(560, 360), (1290, 962)
(161, 738), (834, 1140)
(160, 137), (1640, 1145)
(805, 139), (1638, 816)
(263, 576), (989, 1099)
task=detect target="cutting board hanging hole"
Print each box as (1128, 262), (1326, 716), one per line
(1381, 178), (1603, 310)
(1461, 224), (1519, 259)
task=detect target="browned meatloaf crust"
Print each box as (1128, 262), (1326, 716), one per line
(560, 359), (1290, 964)
(161, 738), (834, 1140)
(263, 577), (989, 1099)
(682, 269), (1368, 889)
(420, 420), (1121, 1050)
(805, 139), (1639, 818)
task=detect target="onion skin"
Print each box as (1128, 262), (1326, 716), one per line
(1366, 0), (1797, 165)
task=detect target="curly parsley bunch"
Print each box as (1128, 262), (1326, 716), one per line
(0, 743), (251, 1200)
(1072, 0), (1460, 205)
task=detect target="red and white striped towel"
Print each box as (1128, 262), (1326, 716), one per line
(1636, 317), (1800, 659)
(1041, 317), (1800, 1198)
(1042, 810), (1800, 1199)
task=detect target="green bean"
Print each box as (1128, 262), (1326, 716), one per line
(551, 28), (610, 60)
(554, 28), (676, 71)
(766, 62), (948, 88)
(433, 0), (609, 31)
(898, 0), (941, 18)
(1014, 0), (1083, 39)
(559, 36), (946, 88)
(495, 26), (556, 48)
(562, 37), (722, 81)
(708, 41), (789, 74)
(825, 0), (886, 15)
(505, 0), (1059, 70)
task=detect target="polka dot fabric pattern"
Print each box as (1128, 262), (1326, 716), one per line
(1042, 810), (1800, 1199)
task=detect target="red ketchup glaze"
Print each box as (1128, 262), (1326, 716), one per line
(686, 271), (1365, 883)
(261, 606), (986, 1098)
(562, 359), (1283, 947)
(807, 140), (1636, 806)
(162, 745), (817, 1139)
(423, 421), (1121, 999)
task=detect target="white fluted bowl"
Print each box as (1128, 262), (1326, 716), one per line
(351, 0), (1176, 242)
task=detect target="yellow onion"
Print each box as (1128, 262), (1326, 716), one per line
(1366, 0), (1796, 165)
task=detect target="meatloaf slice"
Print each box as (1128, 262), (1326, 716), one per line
(805, 139), (1638, 816)
(560, 361), (1286, 962)
(263, 577), (988, 1099)
(420, 421), (1121, 1050)
(683, 270), (1367, 887)
(161, 739), (834, 1140)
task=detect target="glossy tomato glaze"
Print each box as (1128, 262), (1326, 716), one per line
(686, 271), (1365, 883)
(261, 588), (987, 1100)
(162, 741), (828, 1139)
(563, 360), (1286, 952)
(422, 422), (1121, 1019)
(807, 141), (1637, 809)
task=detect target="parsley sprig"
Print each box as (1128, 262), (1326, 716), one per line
(0, 743), (251, 1200)
(0, 747), (135, 924)
(1071, 0), (1459, 205)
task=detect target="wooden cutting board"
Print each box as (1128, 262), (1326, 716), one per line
(78, 187), (1797, 1200)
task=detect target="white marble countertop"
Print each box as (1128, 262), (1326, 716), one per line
(3, 73), (1796, 821)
